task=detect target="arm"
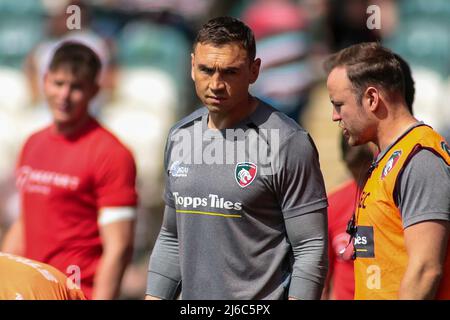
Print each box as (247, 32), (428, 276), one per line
(321, 237), (335, 300)
(144, 295), (161, 300)
(145, 131), (181, 300)
(1, 214), (25, 256)
(396, 150), (450, 299)
(399, 220), (449, 299)
(91, 141), (138, 300)
(322, 206), (337, 300)
(285, 208), (329, 300)
(145, 205), (181, 300)
(92, 210), (135, 300)
(273, 131), (329, 299)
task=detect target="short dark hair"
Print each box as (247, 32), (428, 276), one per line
(393, 53), (415, 114)
(194, 16), (256, 61)
(324, 42), (405, 106)
(48, 42), (101, 82)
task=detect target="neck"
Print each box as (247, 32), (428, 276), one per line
(374, 104), (418, 152)
(53, 114), (91, 137)
(208, 95), (258, 130)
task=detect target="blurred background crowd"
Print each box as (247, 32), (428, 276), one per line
(0, 0), (449, 298)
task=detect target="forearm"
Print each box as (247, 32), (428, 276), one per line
(321, 272), (333, 300)
(285, 208), (328, 300)
(92, 246), (133, 300)
(146, 205), (181, 300)
(288, 249), (328, 300)
(399, 265), (442, 299)
(146, 230), (181, 299)
(400, 220), (449, 300)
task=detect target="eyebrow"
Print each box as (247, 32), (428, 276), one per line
(197, 64), (240, 73)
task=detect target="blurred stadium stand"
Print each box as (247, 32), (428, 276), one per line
(0, 0), (448, 299)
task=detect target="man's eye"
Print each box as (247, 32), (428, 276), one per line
(224, 69), (237, 75)
(200, 67), (214, 75)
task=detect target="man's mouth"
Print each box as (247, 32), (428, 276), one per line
(55, 103), (71, 112)
(338, 121), (348, 135)
(206, 95), (226, 104)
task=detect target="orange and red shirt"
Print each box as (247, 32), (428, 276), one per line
(354, 124), (450, 299)
(0, 252), (85, 300)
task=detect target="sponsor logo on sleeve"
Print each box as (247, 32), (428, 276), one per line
(169, 161), (189, 177)
(235, 162), (257, 188)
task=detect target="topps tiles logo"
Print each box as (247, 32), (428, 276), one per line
(170, 121), (280, 176)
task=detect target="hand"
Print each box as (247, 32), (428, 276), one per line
(145, 295), (162, 300)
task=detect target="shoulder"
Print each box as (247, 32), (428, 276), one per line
(22, 125), (52, 146)
(0, 253), (67, 285)
(398, 148), (450, 202)
(398, 148), (450, 227)
(400, 148), (450, 191)
(89, 120), (136, 164)
(253, 101), (307, 140)
(251, 102), (318, 161)
(168, 107), (207, 137)
(19, 126), (53, 160)
(404, 148), (449, 175)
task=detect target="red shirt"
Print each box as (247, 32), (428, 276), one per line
(327, 180), (358, 300)
(17, 118), (137, 299)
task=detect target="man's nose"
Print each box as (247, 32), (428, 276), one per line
(331, 108), (341, 122)
(60, 85), (71, 100)
(209, 72), (225, 91)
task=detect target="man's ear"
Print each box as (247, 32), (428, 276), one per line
(364, 86), (380, 112)
(249, 58), (261, 84)
(91, 82), (100, 99)
(43, 72), (49, 84)
(191, 53), (195, 82)
(42, 72), (51, 96)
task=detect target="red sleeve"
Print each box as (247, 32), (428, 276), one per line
(94, 144), (138, 208)
(327, 229), (336, 285)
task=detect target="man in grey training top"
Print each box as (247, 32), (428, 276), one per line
(145, 16), (329, 300)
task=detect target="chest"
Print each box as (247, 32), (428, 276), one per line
(17, 140), (95, 198)
(356, 165), (403, 233)
(169, 161), (273, 211)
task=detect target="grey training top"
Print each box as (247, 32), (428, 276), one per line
(374, 122), (450, 228)
(147, 101), (328, 299)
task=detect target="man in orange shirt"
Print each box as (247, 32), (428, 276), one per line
(0, 252), (85, 300)
(323, 53), (416, 300)
(325, 42), (450, 299)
